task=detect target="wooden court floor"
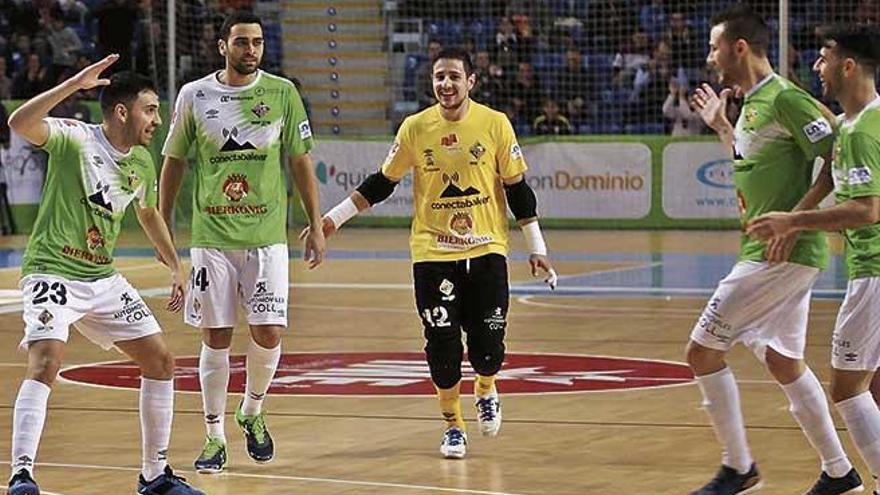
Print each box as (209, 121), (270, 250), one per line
(0, 229), (864, 494)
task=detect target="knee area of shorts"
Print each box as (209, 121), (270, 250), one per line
(429, 359), (462, 389)
(468, 346), (504, 376)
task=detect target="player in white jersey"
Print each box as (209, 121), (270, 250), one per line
(160, 11), (324, 472)
(6, 57), (203, 495)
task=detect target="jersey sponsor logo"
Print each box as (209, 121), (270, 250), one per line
(62, 245), (112, 265)
(220, 127), (257, 152)
(203, 204), (268, 215)
(440, 133), (459, 150)
(803, 117), (833, 144)
(91, 155), (105, 168)
(510, 142), (523, 160)
(220, 94), (253, 103)
(848, 166), (873, 186)
(113, 292), (153, 323)
(439, 172), (480, 198)
(195, 89), (206, 99)
(222, 173), (250, 202)
(86, 225), (105, 251)
(60, 352), (695, 395)
(484, 306), (506, 330)
(449, 211), (473, 236)
(298, 120), (312, 140)
(87, 181), (113, 212)
(205, 109), (220, 119)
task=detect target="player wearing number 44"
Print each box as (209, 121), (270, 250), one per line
(5, 57), (204, 494)
(306, 47), (557, 460)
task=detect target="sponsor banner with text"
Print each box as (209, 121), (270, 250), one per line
(662, 142), (739, 219)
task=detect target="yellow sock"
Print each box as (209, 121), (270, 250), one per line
(475, 375), (496, 397)
(436, 385), (465, 430)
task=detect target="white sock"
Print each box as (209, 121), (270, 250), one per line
(10, 380), (50, 477)
(241, 339), (281, 416)
(140, 378), (173, 482)
(199, 343), (229, 441)
(836, 391), (880, 478)
(696, 367), (754, 474)
(780, 368), (852, 477)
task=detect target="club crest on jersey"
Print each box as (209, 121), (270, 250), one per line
(222, 173), (249, 202)
(449, 211), (473, 236)
(38, 309), (53, 325)
(86, 225), (105, 251)
(251, 101), (270, 119)
(744, 107), (759, 124)
(125, 170), (141, 192)
(469, 142), (486, 162)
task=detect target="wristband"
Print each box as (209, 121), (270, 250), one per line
(325, 197), (359, 228)
(522, 221), (547, 256)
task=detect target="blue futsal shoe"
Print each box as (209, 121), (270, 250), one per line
(136, 466), (205, 495)
(8, 469), (39, 495)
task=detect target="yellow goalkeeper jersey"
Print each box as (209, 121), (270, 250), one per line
(381, 101), (528, 262)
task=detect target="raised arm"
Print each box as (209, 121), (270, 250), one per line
(8, 54), (118, 146)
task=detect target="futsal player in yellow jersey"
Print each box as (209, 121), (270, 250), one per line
(307, 47), (557, 458)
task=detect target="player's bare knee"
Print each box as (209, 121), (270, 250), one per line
(764, 347), (804, 384)
(830, 370), (872, 403)
(26, 352), (61, 386)
(203, 328), (233, 349)
(685, 340), (725, 375)
(250, 326), (282, 349)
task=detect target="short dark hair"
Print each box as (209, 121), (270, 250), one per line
(711, 4), (770, 56)
(99, 71), (157, 116)
(432, 47), (474, 76)
(822, 23), (880, 72)
(219, 11), (263, 42)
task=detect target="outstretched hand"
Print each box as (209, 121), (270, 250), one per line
(70, 53), (119, 91)
(692, 83), (733, 132)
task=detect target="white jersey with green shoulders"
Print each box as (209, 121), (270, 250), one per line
(22, 118), (158, 281)
(733, 73), (834, 269)
(162, 70), (314, 249)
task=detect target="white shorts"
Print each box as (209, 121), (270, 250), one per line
(690, 261), (819, 360)
(831, 276), (880, 370)
(19, 273), (161, 351)
(185, 244), (289, 329)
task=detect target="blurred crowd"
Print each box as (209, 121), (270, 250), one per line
(401, 0), (880, 136)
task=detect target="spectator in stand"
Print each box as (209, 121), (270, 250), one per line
(492, 17), (521, 74)
(46, 6), (83, 83)
(639, 0), (667, 41)
(0, 58), (11, 100)
(555, 48), (593, 128)
(10, 34), (33, 73)
(187, 22), (225, 82)
(56, 0), (89, 25)
(586, 0), (636, 51)
(473, 49), (505, 108)
(93, 0), (140, 72)
(628, 41), (672, 132)
(855, 0), (880, 23)
(662, 79), (704, 136)
(510, 61), (543, 125)
(11, 53), (48, 99)
(415, 39), (442, 110)
(533, 98), (572, 135)
(662, 9), (699, 81)
(505, 0), (551, 40)
(613, 29), (651, 87)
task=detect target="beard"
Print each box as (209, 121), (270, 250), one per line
(231, 59), (260, 76)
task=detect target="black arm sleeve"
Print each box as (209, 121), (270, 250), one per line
(356, 171), (398, 206)
(504, 179), (537, 220)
